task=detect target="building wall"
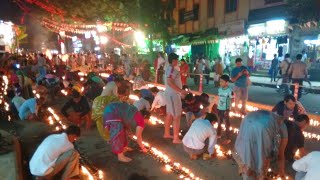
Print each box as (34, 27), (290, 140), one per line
(173, 0), (250, 35)
(249, 0), (286, 10)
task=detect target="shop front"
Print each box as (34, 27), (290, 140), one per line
(304, 37), (320, 81)
(247, 19), (289, 70)
(218, 20), (249, 67)
(247, 5), (291, 71)
(0, 20), (15, 54)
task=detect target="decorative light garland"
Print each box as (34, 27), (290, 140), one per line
(25, 0), (65, 18)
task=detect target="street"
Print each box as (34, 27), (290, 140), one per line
(1, 0), (320, 179)
(2, 80), (320, 180)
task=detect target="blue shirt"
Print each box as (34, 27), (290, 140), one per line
(231, 66), (248, 88)
(140, 89), (153, 99)
(19, 98), (37, 120)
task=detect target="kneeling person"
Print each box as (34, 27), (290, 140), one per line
(61, 87), (91, 129)
(19, 97), (45, 121)
(29, 125), (81, 180)
(182, 113), (218, 160)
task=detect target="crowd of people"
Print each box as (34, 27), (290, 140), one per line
(271, 53), (309, 100)
(0, 50), (317, 180)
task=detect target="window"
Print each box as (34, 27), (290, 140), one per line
(193, 4), (199, 21)
(208, 0), (214, 17)
(225, 0), (237, 13)
(179, 8), (185, 24)
(264, 0), (283, 4)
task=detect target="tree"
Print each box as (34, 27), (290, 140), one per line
(18, 0), (174, 53)
(287, 0), (320, 24)
(131, 0), (175, 54)
(13, 25), (28, 52)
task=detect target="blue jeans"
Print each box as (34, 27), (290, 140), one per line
(39, 66), (47, 77)
(270, 68), (278, 81)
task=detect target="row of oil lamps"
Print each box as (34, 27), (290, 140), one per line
(0, 75), (104, 180)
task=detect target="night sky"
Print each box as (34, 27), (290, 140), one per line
(0, 0), (23, 24)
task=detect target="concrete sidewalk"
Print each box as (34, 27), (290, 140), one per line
(250, 76), (320, 94)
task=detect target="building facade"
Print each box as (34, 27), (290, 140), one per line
(171, 0), (298, 70)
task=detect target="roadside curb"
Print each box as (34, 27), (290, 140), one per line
(149, 82), (320, 121)
(251, 82), (320, 94)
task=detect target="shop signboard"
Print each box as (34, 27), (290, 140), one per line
(183, 10), (195, 22)
(217, 20), (245, 37)
(248, 19), (288, 37)
(181, 5), (199, 23)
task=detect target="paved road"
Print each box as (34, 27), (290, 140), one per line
(186, 79), (320, 114)
(2, 84), (320, 180)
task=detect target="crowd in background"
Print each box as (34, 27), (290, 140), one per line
(0, 50), (317, 180)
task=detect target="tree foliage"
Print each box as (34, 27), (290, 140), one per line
(287, 0), (320, 24)
(28, 0), (174, 41)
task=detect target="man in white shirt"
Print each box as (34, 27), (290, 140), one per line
(29, 125), (81, 180)
(293, 151), (320, 180)
(182, 113), (218, 160)
(101, 79), (121, 97)
(150, 87), (166, 115)
(164, 53), (188, 143)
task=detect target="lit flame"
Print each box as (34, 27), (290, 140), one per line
(100, 73), (110, 78)
(129, 94), (139, 101)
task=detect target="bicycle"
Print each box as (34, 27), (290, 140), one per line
(275, 77), (312, 96)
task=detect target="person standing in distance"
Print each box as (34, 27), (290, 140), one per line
(231, 58), (250, 114)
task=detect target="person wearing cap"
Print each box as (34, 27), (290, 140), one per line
(84, 73), (104, 101)
(216, 74), (233, 144)
(103, 102), (148, 162)
(29, 125), (81, 180)
(231, 58), (250, 115)
(164, 53), (188, 144)
(61, 87), (91, 130)
(18, 96), (45, 121)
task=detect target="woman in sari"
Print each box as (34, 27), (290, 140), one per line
(233, 110), (285, 180)
(92, 95), (119, 141)
(103, 102), (148, 162)
(180, 59), (189, 86)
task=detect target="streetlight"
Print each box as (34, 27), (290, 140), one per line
(100, 36), (108, 44)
